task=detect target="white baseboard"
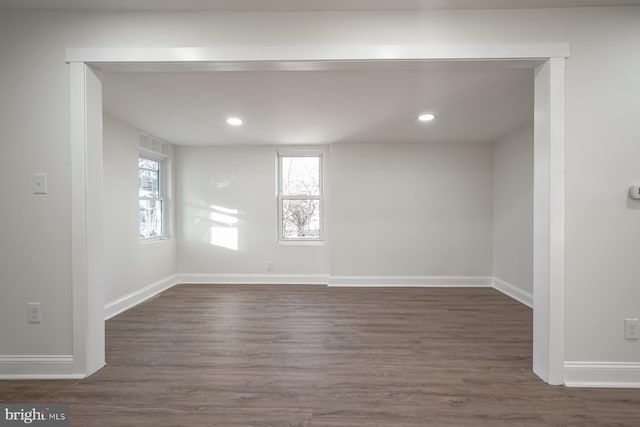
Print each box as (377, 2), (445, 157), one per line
(564, 362), (640, 388)
(178, 274), (494, 287)
(105, 274), (179, 320)
(177, 273), (329, 285)
(104, 274), (530, 317)
(328, 275), (493, 287)
(0, 355), (82, 380)
(492, 277), (533, 308)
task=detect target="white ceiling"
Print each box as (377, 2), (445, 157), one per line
(1, 0), (639, 10)
(100, 63), (533, 146)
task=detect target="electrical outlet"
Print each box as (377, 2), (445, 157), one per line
(266, 261), (274, 272)
(624, 318), (639, 340)
(33, 173), (48, 194)
(27, 303), (42, 324)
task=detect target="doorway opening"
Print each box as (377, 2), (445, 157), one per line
(68, 44), (568, 385)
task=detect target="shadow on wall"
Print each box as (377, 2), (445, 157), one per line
(187, 201), (240, 251)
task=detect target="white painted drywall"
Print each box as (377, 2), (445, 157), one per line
(492, 122), (534, 294)
(0, 7), (639, 365)
(176, 142), (491, 277)
(329, 141), (493, 276)
(103, 114), (176, 305)
(175, 145), (329, 275)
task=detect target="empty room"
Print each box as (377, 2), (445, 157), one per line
(1, 1), (640, 426)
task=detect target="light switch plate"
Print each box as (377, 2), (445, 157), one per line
(33, 173), (48, 194)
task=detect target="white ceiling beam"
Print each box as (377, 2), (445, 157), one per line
(66, 44), (570, 65)
(4, 0), (640, 11)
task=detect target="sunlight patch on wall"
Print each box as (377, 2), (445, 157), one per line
(210, 211), (238, 225)
(210, 226), (238, 251)
(208, 205), (239, 250)
(210, 204), (238, 215)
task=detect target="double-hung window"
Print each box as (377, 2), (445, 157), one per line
(277, 152), (323, 241)
(138, 157), (164, 240)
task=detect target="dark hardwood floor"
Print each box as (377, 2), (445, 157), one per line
(2, 284), (640, 426)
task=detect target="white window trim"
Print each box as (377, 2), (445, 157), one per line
(138, 151), (169, 242)
(277, 150), (324, 243)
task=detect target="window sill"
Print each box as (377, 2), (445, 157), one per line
(278, 240), (325, 246)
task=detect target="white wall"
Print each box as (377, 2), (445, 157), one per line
(176, 146), (329, 275)
(176, 142), (492, 278)
(330, 141), (493, 277)
(492, 123), (534, 295)
(0, 7), (639, 365)
(103, 114), (176, 305)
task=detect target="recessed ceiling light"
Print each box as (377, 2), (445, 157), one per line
(226, 117), (243, 126)
(418, 113), (435, 122)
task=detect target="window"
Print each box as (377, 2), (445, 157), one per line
(278, 152), (323, 241)
(138, 157), (164, 240)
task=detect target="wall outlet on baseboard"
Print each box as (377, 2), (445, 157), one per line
(266, 261), (274, 272)
(27, 303), (42, 323)
(624, 318), (639, 340)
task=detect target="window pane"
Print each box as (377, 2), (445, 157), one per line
(139, 158), (159, 171)
(139, 199), (162, 239)
(281, 156), (320, 196)
(139, 168), (159, 198)
(282, 199), (320, 239)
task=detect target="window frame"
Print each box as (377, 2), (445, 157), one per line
(277, 150), (324, 243)
(138, 152), (167, 242)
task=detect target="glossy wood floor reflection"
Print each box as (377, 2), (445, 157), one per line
(2, 285), (640, 426)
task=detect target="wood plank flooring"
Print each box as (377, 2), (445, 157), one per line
(2, 285), (640, 426)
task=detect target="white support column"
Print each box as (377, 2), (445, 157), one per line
(533, 57), (566, 385)
(70, 62), (105, 377)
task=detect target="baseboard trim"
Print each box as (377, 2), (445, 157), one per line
(492, 277), (533, 308)
(178, 274), (495, 287)
(105, 274), (179, 320)
(328, 275), (493, 287)
(564, 362), (640, 388)
(177, 273), (329, 285)
(0, 355), (81, 380)
(104, 274), (531, 317)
